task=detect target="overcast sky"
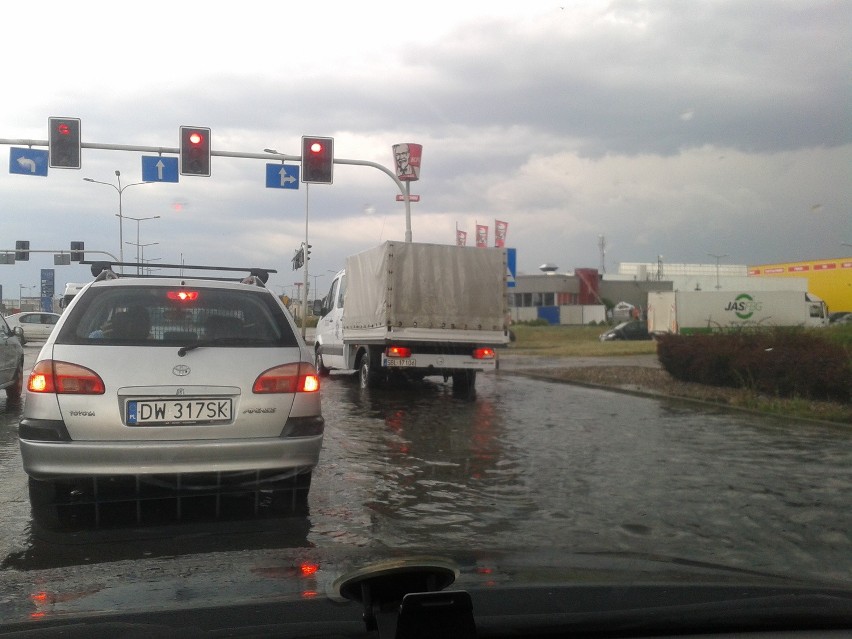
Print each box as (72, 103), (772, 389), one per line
(1, 0), (850, 302)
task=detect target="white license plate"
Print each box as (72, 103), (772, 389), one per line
(385, 358), (416, 367)
(127, 399), (232, 425)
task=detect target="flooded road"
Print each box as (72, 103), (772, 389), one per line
(1, 347), (850, 622)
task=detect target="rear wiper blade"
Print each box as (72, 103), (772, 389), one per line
(177, 338), (251, 356)
(177, 341), (213, 357)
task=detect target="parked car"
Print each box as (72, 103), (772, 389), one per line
(4, 311), (61, 345)
(0, 315), (25, 403)
(599, 320), (651, 341)
(19, 264), (324, 508)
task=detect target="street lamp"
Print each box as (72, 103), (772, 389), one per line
(83, 170), (149, 268)
(121, 215), (161, 274)
(707, 253), (728, 290)
(126, 241), (159, 272)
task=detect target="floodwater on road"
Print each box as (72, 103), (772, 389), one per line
(0, 356), (850, 622)
(308, 369), (851, 582)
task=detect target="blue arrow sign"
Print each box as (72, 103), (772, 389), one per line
(506, 247), (517, 288)
(9, 147), (48, 177)
(266, 164), (299, 189)
(142, 156), (179, 183)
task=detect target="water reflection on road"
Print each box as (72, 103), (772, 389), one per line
(1, 362), (850, 593)
(309, 369), (852, 582)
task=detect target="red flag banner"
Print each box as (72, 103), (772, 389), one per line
(494, 220), (508, 247)
(456, 229), (467, 246)
(476, 224), (488, 248)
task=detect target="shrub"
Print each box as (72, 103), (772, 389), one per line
(657, 328), (851, 403)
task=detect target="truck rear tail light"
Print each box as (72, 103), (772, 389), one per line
(386, 346), (412, 358)
(28, 360), (106, 395)
(472, 347), (496, 360)
(253, 363), (320, 394)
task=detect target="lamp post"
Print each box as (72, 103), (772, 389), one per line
(83, 170), (149, 268)
(707, 253), (728, 290)
(126, 241), (159, 272)
(121, 215), (161, 274)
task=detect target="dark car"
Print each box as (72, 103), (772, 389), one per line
(0, 315), (25, 403)
(599, 320), (651, 341)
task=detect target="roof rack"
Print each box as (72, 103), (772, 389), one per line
(83, 261), (276, 285)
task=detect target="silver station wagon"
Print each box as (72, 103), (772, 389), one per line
(19, 263), (324, 516)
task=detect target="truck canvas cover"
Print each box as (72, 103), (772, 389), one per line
(344, 241), (507, 332)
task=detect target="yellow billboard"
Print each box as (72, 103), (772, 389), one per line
(749, 258), (852, 313)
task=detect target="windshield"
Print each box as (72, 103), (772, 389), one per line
(1, 1), (850, 636)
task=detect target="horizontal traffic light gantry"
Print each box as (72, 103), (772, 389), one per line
(180, 126), (212, 176)
(301, 136), (333, 184)
(48, 117), (82, 169)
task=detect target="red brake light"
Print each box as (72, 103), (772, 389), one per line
(472, 347), (495, 360)
(28, 360), (105, 395)
(253, 363), (320, 394)
(167, 291), (199, 302)
(386, 346), (411, 358)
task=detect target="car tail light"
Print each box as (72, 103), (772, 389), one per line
(253, 363), (320, 394)
(28, 360), (106, 395)
(166, 290), (199, 302)
(472, 347), (496, 360)
(386, 346), (412, 358)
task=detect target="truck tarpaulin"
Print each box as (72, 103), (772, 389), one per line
(344, 241), (507, 331)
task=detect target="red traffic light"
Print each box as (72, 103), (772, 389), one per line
(179, 126), (211, 176)
(48, 117), (82, 169)
(301, 136), (334, 184)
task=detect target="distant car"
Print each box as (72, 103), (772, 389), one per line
(19, 264), (324, 508)
(0, 315), (25, 403)
(829, 312), (851, 325)
(599, 320), (651, 341)
(4, 312), (61, 345)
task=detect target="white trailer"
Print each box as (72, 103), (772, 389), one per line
(314, 241), (510, 392)
(647, 290), (829, 335)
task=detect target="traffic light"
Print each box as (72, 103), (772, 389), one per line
(180, 126), (211, 176)
(305, 244), (312, 262)
(301, 136), (333, 184)
(292, 247), (304, 270)
(48, 117), (81, 169)
(15, 241), (30, 261)
(70, 241), (85, 262)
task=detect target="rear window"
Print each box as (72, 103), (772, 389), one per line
(57, 285), (299, 347)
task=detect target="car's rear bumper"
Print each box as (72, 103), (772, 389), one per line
(19, 435), (323, 479)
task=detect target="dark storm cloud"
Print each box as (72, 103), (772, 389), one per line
(370, 1), (849, 155)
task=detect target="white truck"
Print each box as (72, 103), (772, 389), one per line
(58, 283), (87, 310)
(314, 241), (510, 392)
(647, 290), (829, 335)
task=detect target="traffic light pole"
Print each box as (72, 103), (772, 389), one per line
(303, 186), (310, 340)
(1, 138), (415, 242)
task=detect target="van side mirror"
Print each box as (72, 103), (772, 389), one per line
(312, 299), (326, 317)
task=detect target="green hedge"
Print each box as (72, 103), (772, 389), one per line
(656, 327), (851, 403)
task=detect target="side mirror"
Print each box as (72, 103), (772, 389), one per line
(12, 326), (25, 343)
(312, 299), (326, 317)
